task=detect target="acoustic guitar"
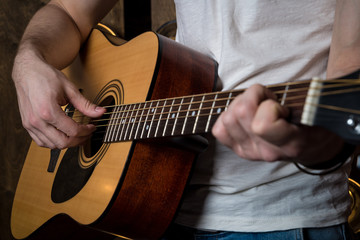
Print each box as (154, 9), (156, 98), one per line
(11, 28), (360, 240)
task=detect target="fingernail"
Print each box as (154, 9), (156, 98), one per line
(95, 106), (103, 112)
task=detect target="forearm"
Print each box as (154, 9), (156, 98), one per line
(17, 5), (84, 70)
(327, 0), (360, 78)
(15, 0), (117, 70)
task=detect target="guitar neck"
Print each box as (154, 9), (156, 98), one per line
(102, 81), (311, 143)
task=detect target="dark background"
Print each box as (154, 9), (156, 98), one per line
(0, 0), (175, 239)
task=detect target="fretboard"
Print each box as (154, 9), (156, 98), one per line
(102, 81), (310, 143)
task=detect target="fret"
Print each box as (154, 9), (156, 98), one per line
(127, 103), (140, 140)
(114, 105), (126, 142)
(104, 105), (117, 142)
(208, 92), (232, 129)
(181, 96), (195, 135)
(269, 82), (310, 125)
(280, 83), (290, 106)
(185, 95), (205, 135)
(155, 100), (167, 137)
(141, 101), (154, 139)
(133, 102), (147, 140)
(147, 100), (160, 138)
(206, 93), (218, 132)
(287, 82), (309, 124)
(118, 104), (131, 141)
(108, 105), (122, 142)
(171, 97), (185, 136)
(192, 95), (206, 134)
(163, 98), (176, 137)
(110, 105), (123, 142)
(192, 93), (216, 134)
(225, 92), (232, 111)
(122, 104), (132, 140)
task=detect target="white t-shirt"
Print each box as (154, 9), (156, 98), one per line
(174, 0), (352, 232)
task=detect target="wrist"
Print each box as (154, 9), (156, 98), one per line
(12, 47), (45, 85)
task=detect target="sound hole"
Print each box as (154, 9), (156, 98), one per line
(84, 96), (115, 158)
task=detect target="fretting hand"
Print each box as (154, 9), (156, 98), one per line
(212, 84), (344, 165)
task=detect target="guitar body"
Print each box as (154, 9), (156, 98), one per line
(11, 29), (217, 240)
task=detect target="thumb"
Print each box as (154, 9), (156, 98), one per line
(64, 83), (106, 118)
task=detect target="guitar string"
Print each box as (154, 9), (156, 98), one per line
(86, 79), (358, 130)
(89, 106), (355, 142)
(64, 80), (360, 142)
(88, 101), (360, 142)
(89, 81), (360, 139)
(69, 78), (358, 114)
(70, 84), (360, 128)
(72, 84), (356, 124)
(66, 78), (360, 118)
(90, 102), (359, 131)
(75, 101), (360, 134)
(89, 111), (352, 142)
(75, 96), (360, 137)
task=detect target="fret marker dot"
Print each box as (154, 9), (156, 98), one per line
(217, 108), (221, 114)
(146, 125), (149, 130)
(151, 108), (155, 112)
(192, 111), (196, 116)
(172, 113), (176, 118)
(131, 118), (135, 123)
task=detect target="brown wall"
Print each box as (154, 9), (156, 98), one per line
(0, 1), (175, 239)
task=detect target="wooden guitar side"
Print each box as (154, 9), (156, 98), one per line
(11, 29), (217, 240)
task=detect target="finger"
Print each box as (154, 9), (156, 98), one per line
(231, 84), (277, 126)
(50, 106), (97, 137)
(213, 114), (262, 160)
(252, 99), (295, 146)
(27, 129), (51, 148)
(66, 135), (91, 148)
(212, 113), (237, 147)
(213, 107), (259, 159)
(218, 84), (272, 142)
(27, 124), (67, 149)
(221, 104), (250, 146)
(212, 85), (266, 153)
(20, 103), (59, 148)
(33, 119), (91, 149)
(28, 103), (92, 148)
(63, 80), (106, 118)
